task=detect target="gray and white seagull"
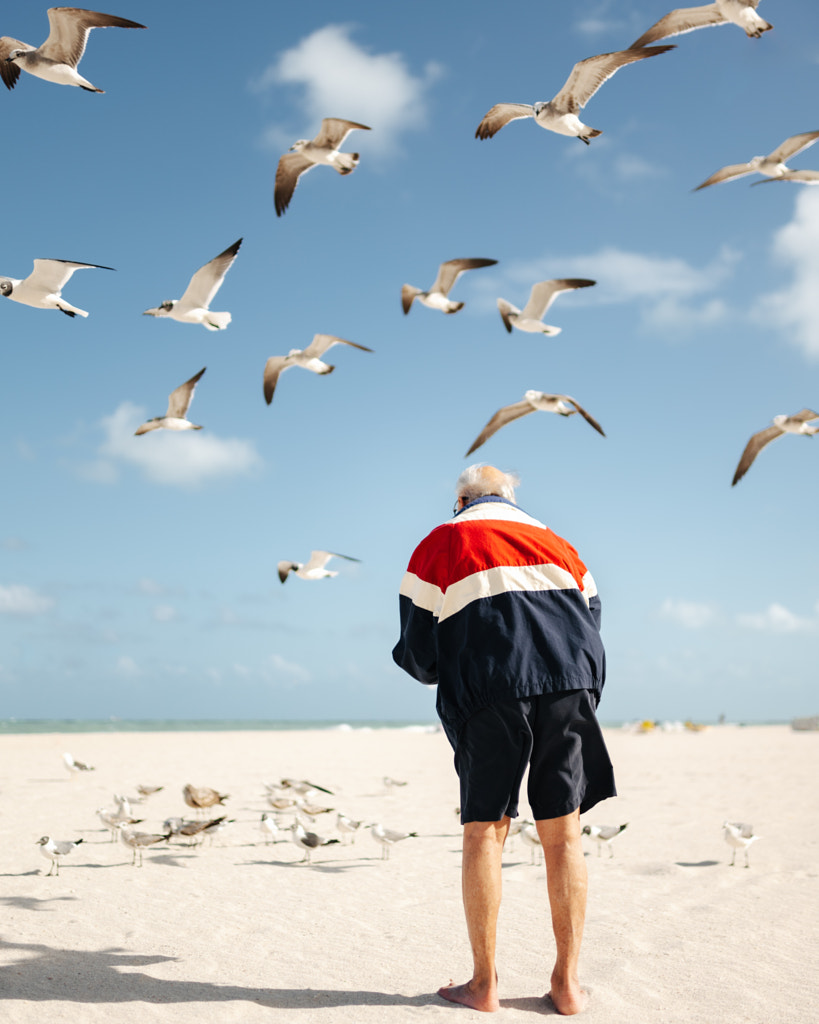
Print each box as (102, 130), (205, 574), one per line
(732, 409), (819, 485)
(274, 118), (371, 216)
(1, 7), (146, 93)
(631, 1), (772, 49)
(263, 333), (373, 405)
(402, 258), (498, 315)
(694, 131), (819, 190)
(143, 238), (242, 331)
(0, 258), (113, 317)
(498, 278), (596, 336)
(465, 390), (605, 457)
(475, 46), (674, 144)
(278, 550), (360, 584)
(134, 367), (206, 436)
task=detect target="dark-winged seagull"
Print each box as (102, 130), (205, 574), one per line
(263, 333), (373, 405)
(134, 367), (206, 436)
(402, 258), (498, 315)
(732, 409), (819, 485)
(143, 238), (241, 331)
(36, 836), (83, 876)
(63, 751), (95, 772)
(278, 550), (360, 583)
(288, 820), (339, 864)
(475, 46), (674, 144)
(582, 823), (628, 858)
(274, 118), (371, 216)
(368, 823), (418, 860)
(631, 1), (772, 48)
(465, 390), (605, 456)
(1, 7), (145, 92)
(498, 278), (596, 335)
(694, 131), (819, 190)
(0, 258), (113, 317)
(117, 824), (171, 866)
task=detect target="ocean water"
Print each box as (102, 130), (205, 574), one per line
(0, 719), (442, 735)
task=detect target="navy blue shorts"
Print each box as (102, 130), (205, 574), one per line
(454, 690), (616, 824)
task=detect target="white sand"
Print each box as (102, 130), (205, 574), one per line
(0, 724), (816, 1022)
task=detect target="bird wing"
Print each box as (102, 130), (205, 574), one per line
(304, 550), (360, 572)
(278, 561), (299, 583)
(465, 401), (535, 456)
(732, 425), (784, 485)
(431, 258), (498, 296)
(551, 46), (674, 114)
(559, 396), (606, 436)
(767, 131), (819, 163)
(166, 367), (205, 419)
(274, 152), (316, 216)
(179, 238), (242, 310)
(789, 408), (819, 423)
(28, 258), (112, 293)
(312, 117), (371, 148)
(41, 8), (146, 67)
(263, 356), (290, 405)
(521, 278), (596, 320)
(0, 37), (29, 89)
(302, 334), (374, 358)
(693, 162), (755, 190)
(475, 103), (534, 139)
(630, 6), (727, 48)
(751, 170), (819, 185)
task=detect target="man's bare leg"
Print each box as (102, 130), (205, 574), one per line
(537, 810), (588, 1015)
(438, 817), (510, 1012)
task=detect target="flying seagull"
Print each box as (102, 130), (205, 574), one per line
(402, 258), (498, 315)
(723, 821), (761, 867)
(465, 390), (605, 456)
(1, 7), (146, 92)
(143, 238), (242, 331)
(134, 367), (206, 436)
(278, 550), (360, 583)
(498, 278), (596, 335)
(0, 259), (113, 317)
(263, 333), (373, 405)
(475, 46), (674, 144)
(36, 836), (83, 876)
(694, 131), (819, 190)
(631, 1), (772, 48)
(732, 409), (819, 485)
(274, 118), (371, 216)
(582, 823), (628, 858)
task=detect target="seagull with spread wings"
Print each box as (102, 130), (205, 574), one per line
(732, 409), (819, 485)
(134, 368), (206, 436)
(1, 7), (145, 92)
(475, 46), (673, 144)
(402, 258), (498, 315)
(274, 118), (371, 216)
(466, 390), (605, 457)
(143, 238), (241, 331)
(497, 278), (596, 336)
(278, 550), (360, 583)
(263, 334), (373, 405)
(631, 1), (771, 48)
(0, 258), (113, 317)
(694, 131), (819, 190)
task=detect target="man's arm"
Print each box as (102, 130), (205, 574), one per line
(392, 579), (439, 685)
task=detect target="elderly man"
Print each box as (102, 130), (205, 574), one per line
(392, 464), (615, 1015)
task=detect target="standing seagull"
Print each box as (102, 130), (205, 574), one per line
(723, 821), (761, 867)
(465, 390), (605, 457)
(582, 823), (628, 858)
(143, 238), (242, 331)
(1, 7), (146, 93)
(498, 278), (596, 336)
(134, 367), (206, 436)
(263, 334), (373, 405)
(368, 823), (418, 860)
(0, 259), (112, 317)
(183, 783), (229, 812)
(475, 46), (673, 144)
(36, 836), (83, 876)
(288, 821), (339, 864)
(274, 118), (371, 216)
(694, 132), (819, 190)
(63, 751), (94, 773)
(278, 550), (360, 583)
(732, 409), (819, 485)
(402, 258), (498, 315)
(631, 1), (771, 48)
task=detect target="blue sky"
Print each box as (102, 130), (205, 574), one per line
(1, 0), (818, 723)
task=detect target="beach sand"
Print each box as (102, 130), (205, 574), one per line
(0, 724), (816, 1022)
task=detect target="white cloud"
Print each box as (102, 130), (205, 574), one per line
(268, 652), (311, 684)
(757, 189), (819, 359)
(153, 605), (178, 623)
(735, 602), (818, 634)
(0, 583), (54, 615)
(115, 655), (141, 676)
(81, 402), (262, 488)
(659, 599), (718, 629)
(255, 24), (442, 154)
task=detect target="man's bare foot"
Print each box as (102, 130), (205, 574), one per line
(438, 978), (499, 1013)
(546, 977), (588, 1016)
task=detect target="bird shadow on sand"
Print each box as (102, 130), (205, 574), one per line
(675, 860), (720, 868)
(0, 895), (78, 912)
(0, 939), (438, 1008)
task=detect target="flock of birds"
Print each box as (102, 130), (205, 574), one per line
(0, 2), (814, 503)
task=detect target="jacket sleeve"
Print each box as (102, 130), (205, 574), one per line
(392, 591), (439, 684)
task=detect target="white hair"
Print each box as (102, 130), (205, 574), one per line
(455, 464), (519, 503)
